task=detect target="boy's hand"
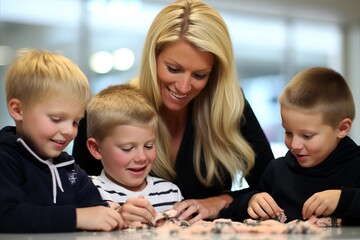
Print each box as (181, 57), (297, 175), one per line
(76, 205), (125, 231)
(120, 196), (156, 227)
(247, 192), (283, 220)
(107, 200), (120, 210)
(302, 189), (341, 220)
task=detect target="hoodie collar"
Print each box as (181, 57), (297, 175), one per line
(17, 138), (75, 204)
(286, 136), (360, 177)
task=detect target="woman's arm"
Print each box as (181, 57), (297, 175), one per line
(173, 194), (233, 224)
(241, 98), (274, 188)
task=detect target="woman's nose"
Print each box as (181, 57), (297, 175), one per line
(175, 73), (191, 93)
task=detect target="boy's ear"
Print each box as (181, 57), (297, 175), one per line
(337, 118), (352, 139)
(86, 138), (102, 160)
(8, 99), (23, 121)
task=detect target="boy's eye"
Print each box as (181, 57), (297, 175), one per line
(121, 147), (132, 152)
(284, 131), (292, 136)
(303, 134), (313, 139)
(50, 117), (61, 123)
(145, 144), (154, 149)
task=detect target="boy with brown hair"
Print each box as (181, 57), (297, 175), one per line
(230, 67), (360, 225)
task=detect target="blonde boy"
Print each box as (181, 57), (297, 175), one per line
(86, 84), (183, 227)
(0, 49), (123, 233)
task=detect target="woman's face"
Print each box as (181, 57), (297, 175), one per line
(156, 39), (214, 112)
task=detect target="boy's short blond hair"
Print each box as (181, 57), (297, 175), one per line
(5, 48), (91, 109)
(279, 66), (355, 128)
(87, 84), (158, 142)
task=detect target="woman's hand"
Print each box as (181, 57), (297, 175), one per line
(173, 194), (233, 224)
(120, 195), (157, 227)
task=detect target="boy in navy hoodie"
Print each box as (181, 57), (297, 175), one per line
(0, 49), (124, 232)
(226, 67), (360, 225)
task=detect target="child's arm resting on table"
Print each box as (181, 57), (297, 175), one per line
(76, 203), (124, 231)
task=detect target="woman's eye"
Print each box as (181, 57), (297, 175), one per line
(303, 135), (313, 140)
(73, 121), (80, 126)
(167, 65), (181, 73)
(192, 73), (207, 80)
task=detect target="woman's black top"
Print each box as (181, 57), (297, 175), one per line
(72, 98), (274, 201)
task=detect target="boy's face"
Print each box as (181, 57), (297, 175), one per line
(281, 107), (340, 168)
(98, 124), (156, 192)
(16, 97), (85, 159)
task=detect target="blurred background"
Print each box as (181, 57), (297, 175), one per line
(1, 0), (359, 157)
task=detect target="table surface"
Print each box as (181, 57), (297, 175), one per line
(1, 227), (360, 240)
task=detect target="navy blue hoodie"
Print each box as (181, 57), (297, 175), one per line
(224, 136), (360, 226)
(0, 126), (107, 233)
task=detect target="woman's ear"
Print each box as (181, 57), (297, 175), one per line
(86, 138), (102, 160)
(8, 99), (23, 121)
(337, 118), (352, 139)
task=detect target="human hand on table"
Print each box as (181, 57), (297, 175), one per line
(119, 195), (157, 227)
(76, 203), (125, 231)
(247, 192), (283, 220)
(173, 194), (233, 224)
(302, 189), (341, 220)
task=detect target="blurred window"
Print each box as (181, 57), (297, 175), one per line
(0, 0), (342, 157)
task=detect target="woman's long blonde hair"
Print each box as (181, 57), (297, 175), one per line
(139, 0), (255, 186)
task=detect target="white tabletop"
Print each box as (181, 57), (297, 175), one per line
(1, 227), (359, 240)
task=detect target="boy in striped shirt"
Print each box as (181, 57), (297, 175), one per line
(86, 84), (183, 228)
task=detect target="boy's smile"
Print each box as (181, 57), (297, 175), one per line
(97, 124), (157, 192)
(16, 97), (84, 159)
(281, 107), (340, 168)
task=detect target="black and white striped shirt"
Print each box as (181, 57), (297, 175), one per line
(91, 170), (183, 212)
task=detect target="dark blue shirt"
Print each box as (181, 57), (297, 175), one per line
(0, 126), (107, 233)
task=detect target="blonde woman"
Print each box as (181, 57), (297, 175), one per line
(73, 0), (274, 224)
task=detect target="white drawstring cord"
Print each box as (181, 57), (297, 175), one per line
(17, 138), (74, 203)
